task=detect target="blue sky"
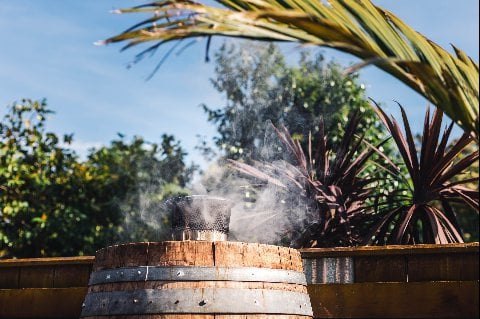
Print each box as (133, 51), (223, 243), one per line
(0, 1), (478, 167)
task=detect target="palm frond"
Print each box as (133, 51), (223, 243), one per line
(105, 0), (479, 139)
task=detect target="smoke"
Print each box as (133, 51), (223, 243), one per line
(116, 157), (182, 244)
(183, 124), (315, 247)
(117, 42), (350, 246)
(113, 120), (317, 247)
(229, 180), (313, 245)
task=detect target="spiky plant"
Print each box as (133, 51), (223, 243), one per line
(229, 111), (392, 247)
(103, 0), (479, 139)
(367, 102), (479, 245)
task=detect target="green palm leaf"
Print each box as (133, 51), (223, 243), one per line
(104, 0), (479, 139)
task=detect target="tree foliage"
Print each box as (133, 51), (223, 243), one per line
(0, 99), (193, 258)
(87, 133), (194, 244)
(202, 42), (389, 161)
(0, 99), (97, 257)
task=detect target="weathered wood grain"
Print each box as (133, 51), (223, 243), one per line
(214, 241), (302, 271)
(82, 315), (311, 318)
(54, 264), (92, 288)
(84, 241), (311, 318)
(354, 255), (407, 282)
(408, 252), (479, 281)
(19, 266), (55, 288)
(0, 256), (94, 290)
(0, 243), (478, 318)
(299, 242), (479, 258)
(88, 280), (308, 293)
(308, 281), (479, 318)
(0, 256), (94, 267)
(0, 287), (87, 318)
(94, 241), (303, 271)
(0, 267), (19, 288)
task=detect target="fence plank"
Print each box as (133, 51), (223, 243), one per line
(0, 287), (87, 318)
(300, 243), (479, 258)
(308, 281), (479, 318)
(19, 266), (54, 288)
(408, 253), (479, 281)
(54, 265), (92, 288)
(0, 256), (94, 267)
(0, 267), (19, 289)
(354, 256), (407, 282)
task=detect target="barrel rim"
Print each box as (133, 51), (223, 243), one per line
(95, 241), (303, 255)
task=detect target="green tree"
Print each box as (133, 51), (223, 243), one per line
(198, 43), (408, 247)
(202, 42), (389, 161)
(86, 134), (194, 243)
(0, 99), (193, 258)
(201, 43), (404, 208)
(0, 99), (105, 257)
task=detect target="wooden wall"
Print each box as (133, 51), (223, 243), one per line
(300, 243), (479, 318)
(0, 243), (478, 318)
(0, 256), (93, 318)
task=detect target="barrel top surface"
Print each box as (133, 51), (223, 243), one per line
(95, 241), (300, 254)
(93, 241), (303, 272)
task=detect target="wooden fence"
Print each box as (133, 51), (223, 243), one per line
(300, 243), (479, 318)
(0, 243), (478, 318)
(0, 256), (93, 318)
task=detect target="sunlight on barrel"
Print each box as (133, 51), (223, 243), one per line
(80, 195), (313, 318)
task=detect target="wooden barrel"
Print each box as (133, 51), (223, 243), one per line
(80, 241), (313, 318)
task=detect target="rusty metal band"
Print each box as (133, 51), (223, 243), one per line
(80, 288), (313, 316)
(89, 266), (307, 285)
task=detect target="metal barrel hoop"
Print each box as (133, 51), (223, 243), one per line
(81, 288), (313, 316)
(89, 266), (307, 285)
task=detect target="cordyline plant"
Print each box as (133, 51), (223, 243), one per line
(103, 0), (479, 139)
(367, 102), (479, 245)
(229, 111), (393, 247)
